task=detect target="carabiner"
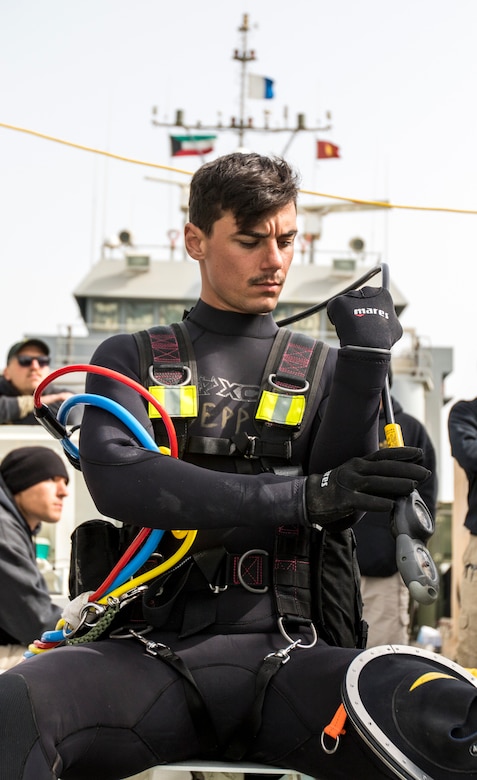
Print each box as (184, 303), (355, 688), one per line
(265, 638), (302, 665)
(114, 583), (148, 609)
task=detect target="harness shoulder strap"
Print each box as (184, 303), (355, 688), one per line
(132, 322), (198, 457)
(247, 328), (330, 471)
(133, 321), (197, 385)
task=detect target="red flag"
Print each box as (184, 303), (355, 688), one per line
(317, 141), (340, 159)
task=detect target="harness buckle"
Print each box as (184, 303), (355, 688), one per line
(209, 583), (228, 593)
(243, 435), (258, 459)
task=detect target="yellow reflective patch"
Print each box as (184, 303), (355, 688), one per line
(409, 672), (456, 691)
(255, 390), (306, 426)
(148, 385), (198, 418)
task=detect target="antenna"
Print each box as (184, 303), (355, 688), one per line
(151, 14), (332, 155)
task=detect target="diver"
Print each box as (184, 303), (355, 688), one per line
(0, 152), (476, 780)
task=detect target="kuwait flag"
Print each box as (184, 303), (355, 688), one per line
(248, 74), (275, 99)
(170, 134), (217, 157)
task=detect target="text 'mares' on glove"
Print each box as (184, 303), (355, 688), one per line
(327, 286), (403, 350)
(305, 447), (430, 531)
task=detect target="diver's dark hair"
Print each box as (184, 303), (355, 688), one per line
(188, 152), (300, 235)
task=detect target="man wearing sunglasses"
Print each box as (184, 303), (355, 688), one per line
(0, 339), (75, 425)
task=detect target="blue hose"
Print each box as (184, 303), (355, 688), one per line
(57, 393), (166, 593)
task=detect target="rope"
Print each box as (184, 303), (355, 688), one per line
(0, 121), (192, 177)
(1, 121), (477, 216)
(65, 604), (121, 645)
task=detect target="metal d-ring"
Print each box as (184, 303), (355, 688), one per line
(148, 365), (192, 387)
(278, 616), (317, 649)
(321, 730), (340, 754)
(237, 549), (269, 593)
(267, 374), (309, 393)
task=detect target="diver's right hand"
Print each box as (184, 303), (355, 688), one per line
(305, 447), (430, 531)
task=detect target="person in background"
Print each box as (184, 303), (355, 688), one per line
(448, 396), (477, 667)
(354, 384), (437, 647)
(0, 338), (75, 425)
(0, 445), (69, 671)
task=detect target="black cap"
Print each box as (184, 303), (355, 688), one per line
(0, 446), (69, 494)
(7, 339), (50, 363)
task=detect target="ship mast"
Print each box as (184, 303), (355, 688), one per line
(151, 13), (332, 155)
(233, 13), (256, 148)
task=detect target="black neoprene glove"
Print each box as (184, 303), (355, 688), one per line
(327, 286), (403, 349)
(305, 447), (430, 531)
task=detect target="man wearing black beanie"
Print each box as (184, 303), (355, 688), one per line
(0, 446), (69, 670)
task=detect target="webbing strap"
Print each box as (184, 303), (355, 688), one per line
(264, 334), (329, 632)
(274, 331), (318, 389)
(223, 653), (284, 760)
(149, 323), (193, 385)
(258, 330), (329, 458)
(138, 636), (219, 756)
(273, 524), (313, 624)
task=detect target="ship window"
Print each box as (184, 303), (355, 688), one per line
(125, 301), (154, 328)
(91, 300), (120, 330)
(158, 304), (189, 324)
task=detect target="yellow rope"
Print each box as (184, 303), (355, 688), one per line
(0, 121), (193, 177)
(299, 188), (477, 215)
(1, 120), (477, 215)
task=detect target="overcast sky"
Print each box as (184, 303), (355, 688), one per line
(2, 0), (477, 498)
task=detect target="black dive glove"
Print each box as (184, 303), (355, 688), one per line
(327, 286), (403, 350)
(305, 447), (430, 531)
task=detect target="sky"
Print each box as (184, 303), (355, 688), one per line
(1, 0), (477, 500)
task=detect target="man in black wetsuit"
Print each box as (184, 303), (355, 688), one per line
(0, 153), (476, 780)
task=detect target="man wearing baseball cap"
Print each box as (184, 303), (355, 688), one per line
(0, 445), (69, 670)
(0, 338), (75, 425)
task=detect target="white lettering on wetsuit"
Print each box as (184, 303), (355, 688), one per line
(198, 374), (259, 434)
(199, 375), (260, 402)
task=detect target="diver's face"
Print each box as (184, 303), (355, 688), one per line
(185, 203), (297, 314)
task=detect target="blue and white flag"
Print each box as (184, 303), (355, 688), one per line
(248, 74), (274, 99)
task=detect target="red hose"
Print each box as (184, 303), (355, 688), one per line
(33, 363), (178, 458)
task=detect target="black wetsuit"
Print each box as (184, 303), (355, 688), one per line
(0, 302), (397, 780)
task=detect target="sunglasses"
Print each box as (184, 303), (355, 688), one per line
(16, 355), (50, 368)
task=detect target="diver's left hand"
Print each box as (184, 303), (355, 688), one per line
(327, 286), (402, 350)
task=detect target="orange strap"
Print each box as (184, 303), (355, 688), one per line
(323, 703), (347, 739)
